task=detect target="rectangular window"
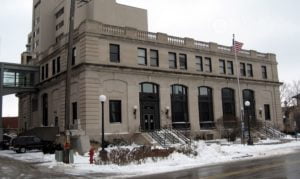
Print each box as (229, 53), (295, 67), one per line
(55, 7), (64, 19)
(168, 52), (177, 69)
(179, 54), (187, 70)
(72, 102), (77, 124)
(219, 59), (226, 74)
(52, 59), (56, 75)
(240, 63), (246, 76)
(247, 64), (253, 77)
(138, 48), (147, 65)
(109, 100), (122, 123)
(264, 104), (271, 120)
(227, 61), (234, 75)
(262, 66), (267, 79)
(204, 57), (212, 73)
(45, 64), (49, 79)
(109, 44), (120, 63)
(150, 49), (159, 67)
(41, 66), (45, 80)
(196, 56), (203, 72)
(57, 57), (61, 73)
(72, 47), (76, 65)
(56, 21), (64, 31)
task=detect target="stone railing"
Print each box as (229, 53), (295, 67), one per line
(45, 20), (272, 61)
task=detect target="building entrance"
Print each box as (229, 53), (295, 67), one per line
(139, 83), (160, 131)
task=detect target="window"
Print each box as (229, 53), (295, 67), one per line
(222, 88), (236, 127)
(204, 57), (212, 72)
(169, 52), (177, 69)
(196, 56), (203, 72)
(56, 21), (64, 31)
(57, 57), (61, 73)
(247, 64), (253, 77)
(198, 87), (214, 129)
(171, 85), (189, 129)
(41, 66), (45, 80)
(109, 100), (122, 123)
(264, 104), (271, 120)
(219, 59), (226, 74)
(138, 48), (147, 65)
(240, 63), (246, 76)
(179, 54), (187, 70)
(227, 61), (234, 75)
(72, 47), (76, 65)
(45, 64), (49, 79)
(150, 50), (159, 67)
(262, 66), (267, 79)
(140, 83), (158, 94)
(56, 33), (64, 43)
(72, 102), (77, 124)
(109, 44), (120, 63)
(55, 7), (64, 19)
(52, 59), (56, 75)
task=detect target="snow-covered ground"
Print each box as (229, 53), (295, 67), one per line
(1, 139), (300, 177)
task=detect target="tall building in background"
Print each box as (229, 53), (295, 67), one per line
(19, 0), (283, 143)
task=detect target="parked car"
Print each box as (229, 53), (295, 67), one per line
(0, 134), (14, 150)
(12, 136), (55, 153)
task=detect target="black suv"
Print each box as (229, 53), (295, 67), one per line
(0, 134), (13, 150)
(13, 136), (53, 153)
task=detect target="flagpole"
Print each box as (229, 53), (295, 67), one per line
(233, 34), (244, 144)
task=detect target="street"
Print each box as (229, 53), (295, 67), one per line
(132, 150), (300, 179)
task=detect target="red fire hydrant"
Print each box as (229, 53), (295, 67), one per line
(89, 147), (95, 164)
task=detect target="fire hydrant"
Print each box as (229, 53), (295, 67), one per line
(89, 147), (95, 164)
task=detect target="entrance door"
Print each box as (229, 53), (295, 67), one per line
(139, 83), (160, 131)
(141, 102), (156, 131)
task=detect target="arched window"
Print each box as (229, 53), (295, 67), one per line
(139, 82), (160, 131)
(198, 86), (214, 129)
(222, 88), (236, 126)
(243, 89), (256, 119)
(171, 84), (189, 129)
(42, 93), (48, 126)
(140, 82), (158, 94)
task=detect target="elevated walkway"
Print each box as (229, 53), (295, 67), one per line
(0, 62), (39, 142)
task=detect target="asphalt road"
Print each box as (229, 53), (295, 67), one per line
(1, 150), (300, 179)
(132, 150), (300, 179)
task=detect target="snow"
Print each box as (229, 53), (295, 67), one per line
(1, 140), (300, 177)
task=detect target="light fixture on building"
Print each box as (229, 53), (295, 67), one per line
(165, 106), (170, 118)
(133, 105), (138, 119)
(259, 107), (263, 117)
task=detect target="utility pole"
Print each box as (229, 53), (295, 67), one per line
(63, 0), (90, 164)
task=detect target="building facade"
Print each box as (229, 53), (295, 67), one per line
(19, 0), (283, 141)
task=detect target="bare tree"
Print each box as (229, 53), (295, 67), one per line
(280, 80), (300, 107)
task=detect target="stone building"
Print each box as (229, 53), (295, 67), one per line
(19, 0), (283, 142)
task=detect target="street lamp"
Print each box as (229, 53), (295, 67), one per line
(245, 101), (253, 145)
(99, 95), (107, 151)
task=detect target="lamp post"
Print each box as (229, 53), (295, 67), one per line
(99, 95), (107, 151)
(245, 101), (253, 145)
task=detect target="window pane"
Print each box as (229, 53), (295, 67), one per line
(150, 50), (159, 67)
(179, 54), (187, 70)
(219, 60), (225, 74)
(138, 48), (147, 65)
(199, 87), (208, 96)
(204, 57), (212, 72)
(142, 83), (154, 93)
(109, 100), (121, 123)
(227, 61), (233, 75)
(196, 56), (203, 71)
(169, 53), (176, 69)
(110, 44), (120, 63)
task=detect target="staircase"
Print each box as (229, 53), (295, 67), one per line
(148, 128), (191, 148)
(253, 122), (286, 139)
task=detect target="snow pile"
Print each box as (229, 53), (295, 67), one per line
(1, 140), (300, 177)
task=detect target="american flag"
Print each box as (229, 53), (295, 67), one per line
(232, 40), (243, 53)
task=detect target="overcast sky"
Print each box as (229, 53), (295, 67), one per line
(0, 0), (299, 116)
